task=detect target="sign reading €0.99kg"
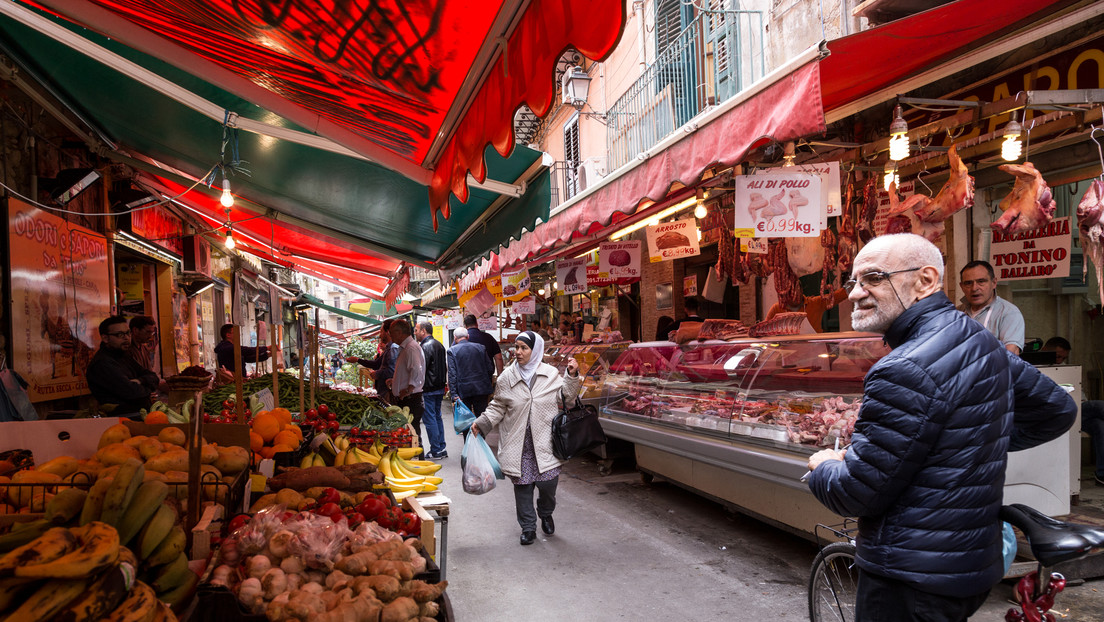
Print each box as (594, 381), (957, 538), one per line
(645, 218), (700, 262)
(989, 217), (1072, 281)
(733, 173), (821, 238)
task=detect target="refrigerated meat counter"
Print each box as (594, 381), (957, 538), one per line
(596, 332), (1081, 539)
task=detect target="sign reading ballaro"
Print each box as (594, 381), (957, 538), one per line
(989, 217), (1071, 281)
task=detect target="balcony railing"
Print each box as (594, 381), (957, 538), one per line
(550, 159), (580, 206)
(606, 9), (764, 171)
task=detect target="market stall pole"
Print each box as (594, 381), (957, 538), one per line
(298, 318), (306, 415)
(271, 323), (279, 399)
(311, 308), (320, 407)
(186, 389), (204, 538)
(232, 326), (246, 424)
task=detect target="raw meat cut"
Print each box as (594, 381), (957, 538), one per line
(747, 192), (769, 219)
(857, 176), (877, 243)
(886, 181), (945, 241)
(697, 319), (750, 341)
(838, 182), (857, 273)
(655, 231), (690, 248)
(915, 143), (975, 223)
(785, 236), (825, 277)
(990, 162), (1057, 234)
(788, 190), (809, 218)
(769, 240), (803, 307)
(819, 228), (837, 298)
(1078, 179), (1104, 302)
(749, 312), (806, 337)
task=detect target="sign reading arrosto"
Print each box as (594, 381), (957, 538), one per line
(989, 217), (1071, 281)
(646, 218), (700, 262)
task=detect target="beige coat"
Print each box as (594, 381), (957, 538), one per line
(474, 362), (582, 478)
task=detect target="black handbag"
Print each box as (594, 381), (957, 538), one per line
(551, 395), (607, 460)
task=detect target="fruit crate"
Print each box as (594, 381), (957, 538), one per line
(0, 471), (97, 525)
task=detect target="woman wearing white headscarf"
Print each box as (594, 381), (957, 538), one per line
(471, 331), (582, 545)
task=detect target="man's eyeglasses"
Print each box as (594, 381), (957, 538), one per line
(108, 331), (131, 337)
(844, 268), (921, 291)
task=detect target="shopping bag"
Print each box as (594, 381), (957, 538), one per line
(551, 396), (607, 460)
(461, 433), (502, 495)
(453, 398), (476, 434)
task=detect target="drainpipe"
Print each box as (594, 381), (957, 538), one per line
(634, 0), (647, 70)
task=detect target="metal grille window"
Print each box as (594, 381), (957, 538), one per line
(563, 113), (581, 200)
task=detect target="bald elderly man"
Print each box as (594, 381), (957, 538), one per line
(806, 233), (1076, 622)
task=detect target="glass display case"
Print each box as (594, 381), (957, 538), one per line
(544, 343), (631, 406)
(599, 333), (891, 453)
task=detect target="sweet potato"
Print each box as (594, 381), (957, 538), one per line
(267, 466), (350, 492)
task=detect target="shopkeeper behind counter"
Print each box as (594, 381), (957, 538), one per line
(957, 260), (1025, 354)
(85, 315), (160, 416)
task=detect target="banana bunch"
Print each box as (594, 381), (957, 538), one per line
(0, 521), (178, 621)
(297, 452), (327, 468)
(376, 448), (444, 500)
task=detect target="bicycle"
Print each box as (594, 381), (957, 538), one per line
(807, 505), (1104, 622)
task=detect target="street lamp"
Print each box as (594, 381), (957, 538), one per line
(562, 66), (591, 110)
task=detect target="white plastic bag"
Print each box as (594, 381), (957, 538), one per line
(461, 433), (498, 495)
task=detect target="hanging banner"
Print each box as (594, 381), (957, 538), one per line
(500, 266), (531, 300)
(599, 240), (641, 279)
(989, 217), (1072, 281)
(733, 173), (822, 237)
(512, 296), (536, 314)
(8, 200), (109, 402)
(556, 257), (589, 294)
(645, 218), (700, 262)
(683, 275), (698, 297)
(464, 286), (497, 317)
(756, 161), (840, 221)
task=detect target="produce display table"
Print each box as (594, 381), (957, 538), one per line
(407, 495), (450, 581)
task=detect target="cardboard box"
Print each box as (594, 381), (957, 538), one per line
(0, 417), (122, 463)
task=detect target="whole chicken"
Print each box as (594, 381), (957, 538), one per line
(1077, 179), (1104, 302)
(916, 143), (975, 223)
(990, 162), (1056, 234)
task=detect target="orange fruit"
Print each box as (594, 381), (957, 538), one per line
(271, 444), (294, 454)
(271, 408), (293, 427)
(249, 431), (264, 453)
(259, 446), (277, 459)
(286, 424), (304, 442)
(252, 414), (280, 442)
(272, 430), (299, 449)
(144, 411), (169, 424)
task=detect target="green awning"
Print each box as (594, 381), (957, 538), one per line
(0, 11), (550, 268)
(297, 294), (380, 326)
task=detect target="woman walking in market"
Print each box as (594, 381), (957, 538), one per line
(471, 331), (581, 545)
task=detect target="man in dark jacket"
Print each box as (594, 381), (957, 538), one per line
(806, 234), (1076, 621)
(464, 314), (503, 376)
(348, 319), (399, 403)
(86, 315), (160, 416)
(416, 321), (448, 459)
(214, 323), (269, 377)
(447, 327), (495, 422)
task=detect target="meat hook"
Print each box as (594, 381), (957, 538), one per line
(1090, 124), (1104, 181)
(915, 168), (933, 195)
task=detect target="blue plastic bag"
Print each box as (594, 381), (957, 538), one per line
(1001, 521), (1017, 575)
(453, 399), (476, 434)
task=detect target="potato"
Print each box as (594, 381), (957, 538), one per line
(213, 446), (250, 475)
(145, 450), (190, 473)
(200, 443), (219, 465)
(122, 435), (149, 448)
(275, 488), (303, 508)
(98, 423), (131, 449)
(136, 437), (163, 460)
(35, 456), (80, 478)
(250, 493), (278, 513)
(143, 471), (167, 483)
(95, 442), (141, 466)
(97, 464), (122, 481)
(201, 464), (224, 501)
(9, 471), (61, 507)
(158, 427), (186, 446)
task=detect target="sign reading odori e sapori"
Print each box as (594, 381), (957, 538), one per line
(645, 218), (700, 262)
(989, 217), (1071, 281)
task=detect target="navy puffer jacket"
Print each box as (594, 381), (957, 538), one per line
(809, 292), (1076, 597)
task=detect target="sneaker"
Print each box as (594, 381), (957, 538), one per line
(426, 451), (448, 459)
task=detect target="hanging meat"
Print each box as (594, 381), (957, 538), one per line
(857, 176), (878, 243)
(770, 240), (804, 308)
(990, 162), (1057, 234)
(731, 240), (750, 286)
(915, 142), (976, 223)
(1077, 179), (1104, 302)
(786, 237), (825, 277)
(819, 228), (838, 299)
(837, 181), (858, 274)
(886, 181), (945, 241)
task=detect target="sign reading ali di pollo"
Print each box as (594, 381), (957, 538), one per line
(733, 173), (821, 238)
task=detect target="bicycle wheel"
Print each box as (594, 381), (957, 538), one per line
(808, 541), (858, 622)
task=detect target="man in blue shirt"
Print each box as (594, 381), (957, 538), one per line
(463, 314), (503, 376)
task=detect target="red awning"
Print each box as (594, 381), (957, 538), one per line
(146, 176), (396, 296)
(28, 0), (625, 228)
(491, 56), (826, 272)
(819, 0), (1075, 114)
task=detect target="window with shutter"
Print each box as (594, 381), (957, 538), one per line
(563, 114), (581, 200)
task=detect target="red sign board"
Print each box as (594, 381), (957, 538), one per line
(130, 203), (184, 256)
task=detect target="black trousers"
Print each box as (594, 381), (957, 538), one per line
(856, 568), (989, 622)
(512, 476), (558, 532)
(394, 392), (424, 448)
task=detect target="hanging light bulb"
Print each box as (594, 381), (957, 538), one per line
(220, 177), (234, 208)
(552, 281), (558, 289)
(694, 202), (707, 219)
(888, 104), (909, 161)
(782, 141), (796, 167)
(224, 225), (236, 250)
(883, 161), (899, 191)
(538, 287), (546, 296)
(1001, 114), (1023, 161)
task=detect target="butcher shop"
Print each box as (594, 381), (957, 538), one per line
(446, 2), (1104, 539)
